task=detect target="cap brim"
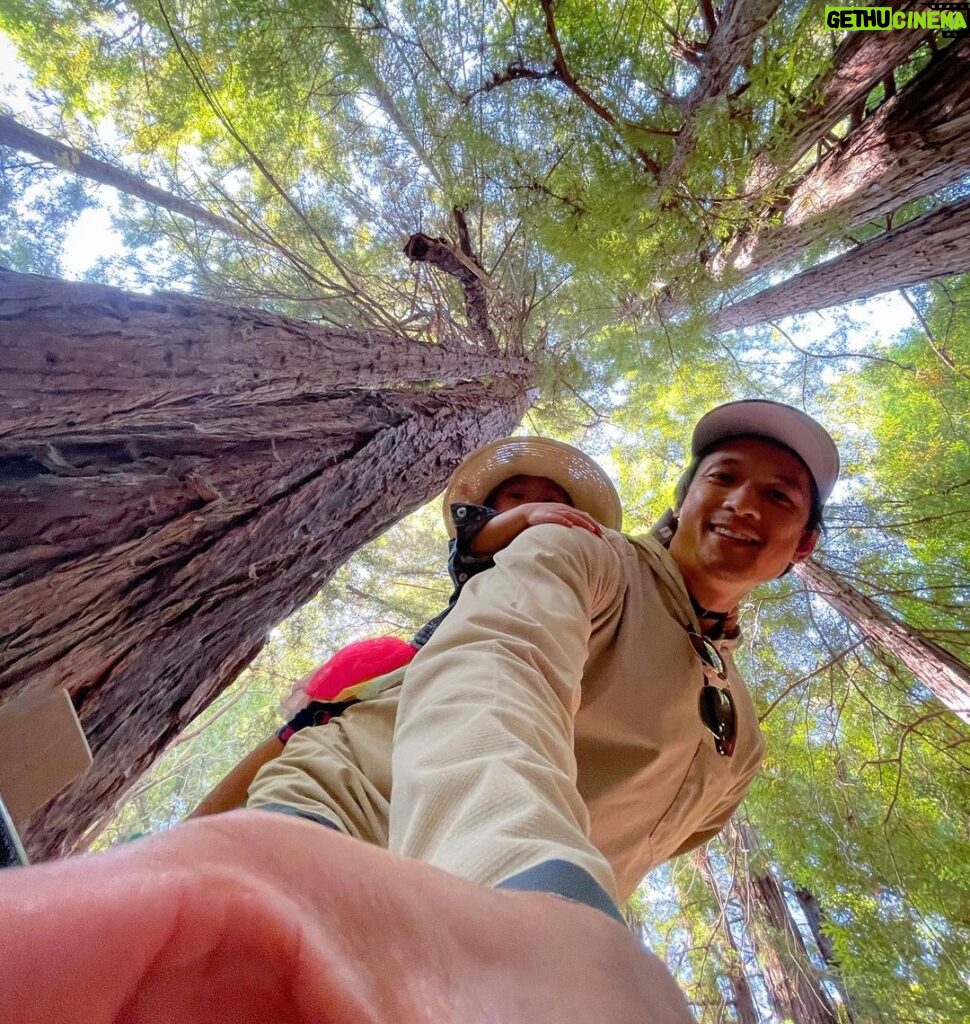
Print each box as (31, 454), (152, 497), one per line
(692, 400), (839, 504)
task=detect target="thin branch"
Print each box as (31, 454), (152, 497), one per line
(759, 639), (867, 723)
(539, 0), (663, 174)
(858, 708), (953, 823)
(768, 320), (917, 372)
(155, 0), (401, 332)
(462, 62), (558, 104)
(900, 288), (970, 381)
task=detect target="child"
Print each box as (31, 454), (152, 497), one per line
(189, 436), (622, 817)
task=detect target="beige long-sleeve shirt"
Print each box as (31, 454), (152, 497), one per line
(571, 533), (764, 900)
(393, 525), (765, 903)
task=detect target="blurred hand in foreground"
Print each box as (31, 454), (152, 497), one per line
(0, 810), (693, 1024)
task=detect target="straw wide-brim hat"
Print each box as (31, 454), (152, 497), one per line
(442, 436), (623, 537)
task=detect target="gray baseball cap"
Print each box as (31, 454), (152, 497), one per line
(692, 399), (840, 504)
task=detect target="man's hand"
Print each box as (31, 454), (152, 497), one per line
(0, 811), (693, 1023)
(469, 502), (603, 556)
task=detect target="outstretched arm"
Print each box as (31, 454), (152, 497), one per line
(468, 502), (603, 557)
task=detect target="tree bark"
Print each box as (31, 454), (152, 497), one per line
(0, 269), (531, 445)
(734, 823), (841, 1024)
(656, 33), (966, 321)
(0, 113), (250, 240)
(794, 559), (970, 724)
(404, 228), (498, 354)
(0, 271), (533, 860)
(659, 0), (782, 187)
(712, 195), (970, 332)
(693, 848), (760, 1024)
(721, 37), (970, 282)
(795, 888), (855, 1020)
(743, 7), (930, 197)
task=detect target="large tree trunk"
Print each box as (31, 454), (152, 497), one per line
(795, 888), (855, 1021)
(0, 269), (530, 447)
(723, 37), (970, 282)
(794, 559), (970, 723)
(0, 114), (250, 240)
(733, 823), (841, 1024)
(693, 848), (760, 1024)
(657, 33), (965, 321)
(658, 0), (782, 188)
(0, 271), (533, 860)
(743, 8), (930, 197)
(712, 195), (970, 332)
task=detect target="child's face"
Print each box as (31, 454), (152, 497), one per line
(490, 475), (572, 513)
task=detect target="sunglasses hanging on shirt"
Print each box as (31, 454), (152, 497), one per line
(686, 630), (738, 758)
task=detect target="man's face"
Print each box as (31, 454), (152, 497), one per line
(669, 438), (818, 598)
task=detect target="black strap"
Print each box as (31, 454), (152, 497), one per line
(0, 795), (28, 868)
(277, 699), (357, 743)
(689, 594), (731, 621)
(688, 595), (734, 641)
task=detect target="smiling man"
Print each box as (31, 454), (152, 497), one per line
(0, 399), (838, 1024)
(665, 402), (830, 620)
(670, 436), (818, 599)
(387, 398), (838, 924)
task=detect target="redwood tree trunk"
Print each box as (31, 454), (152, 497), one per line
(795, 888), (855, 1020)
(658, 0), (782, 187)
(725, 37), (970, 282)
(693, 848), (760, 1024)
(0, 271), (533, 859)
(0, 114), (249, 240)
(0, 269), (530, 443)
(657, 32), (965, 321)
(794, 558), (970, 723)
(734, 823), (841, 1024)
(743, 9), (931, 197)
(712, 196), (970, 332)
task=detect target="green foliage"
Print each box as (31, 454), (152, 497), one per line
(738, 592), (970, 1024)
(835, 280), (970, 559)
(0, 0), (860, 331)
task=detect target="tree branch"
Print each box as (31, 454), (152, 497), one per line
(403, 231), (499, 353)
(462, 61), (558, 104)
(698, 0), (719, 36)
(538, 0), (662, 175)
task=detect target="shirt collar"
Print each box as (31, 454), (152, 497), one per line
(627, 534), (743, 649)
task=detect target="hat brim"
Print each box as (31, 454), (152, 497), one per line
(442, 437), (623, 536)
(692, 400), (839, 504)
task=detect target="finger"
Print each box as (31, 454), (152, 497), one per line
(0, 818), (371, 1024)
(536, 514), (573, 528)
(559, 510), (603, 534)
